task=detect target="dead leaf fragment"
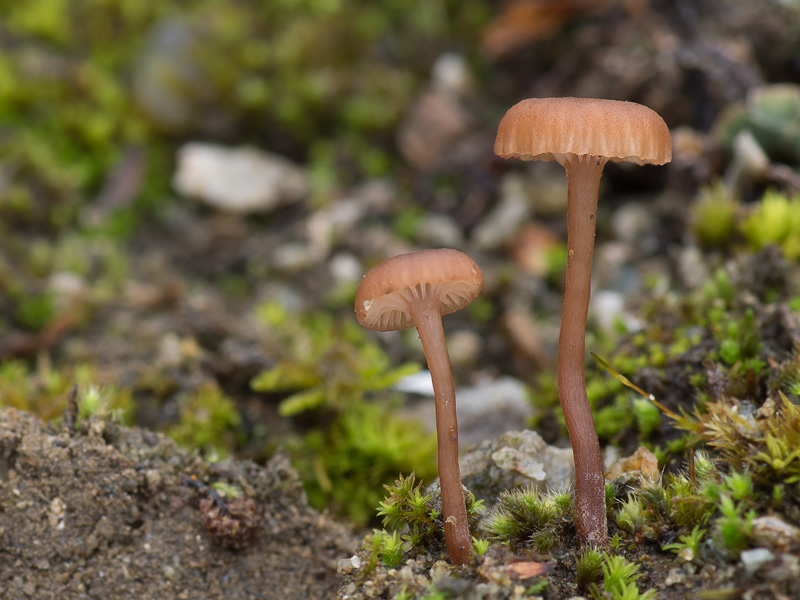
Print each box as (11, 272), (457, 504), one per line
(503, 561), (554, 578)
(605, 446), (659, 481)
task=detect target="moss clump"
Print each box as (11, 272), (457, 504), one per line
(251, 301), (419, 418)
(741, 189), (800, 259)
(482, 486), (573, 553)
(690, 181), (740, 249)
(251, 302), (437, 524)
(0, 359), (132, 423)
(689, 186), (800, 261)
(589, 553), (656, 600)
(292, 402), (438, 524)
(363, 472), (484, 570)
(166, 383), (244, 460)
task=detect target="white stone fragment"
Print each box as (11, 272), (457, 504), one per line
(740, 548), (775, 574)
(174, 143), (308, 214)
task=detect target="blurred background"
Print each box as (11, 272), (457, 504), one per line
(1, 0), (800, 525)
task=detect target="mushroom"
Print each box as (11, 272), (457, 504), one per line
(354, 248), (483, 565)
(494, 97), (671, 546)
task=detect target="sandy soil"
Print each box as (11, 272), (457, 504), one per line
(0, 408), (356, 600)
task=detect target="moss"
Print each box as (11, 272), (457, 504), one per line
(741, 189), (800, 259)
(0, 0), (490, 239)
(362, 472), (484, 568)
(166, 383), (244, 460)
(690, 181), (739, 249)
(482, 486), (573, 552)
(292, 402), (438, 524)
(251, 301), (420, 417)
(250, 301), (437, 524)
(0, 359), (132, 423)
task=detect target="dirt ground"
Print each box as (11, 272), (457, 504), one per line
(0, 407), (356, 600)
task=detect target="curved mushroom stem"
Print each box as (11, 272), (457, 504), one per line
(557, 154), (608, 547)
(411, 299), (471, 566)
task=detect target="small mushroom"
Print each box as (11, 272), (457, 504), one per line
(355, 248), (483, 565)
(495, 97), (671, 547)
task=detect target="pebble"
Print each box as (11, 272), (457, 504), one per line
(752, 515), (800, 551)
(336, 555), (362, 575)
(664, 568), (685, 586)
(307, 198), (366, 260)
(740, 548), (774, 575)
(397, 87), (473, 170)
(417, 214), (465, 248)
(144, 469), (162, 492)
(593, 241), (639, 291)
(173, 143), (308, 214)
(132, 19), (208, 132)
(611, 201), (658, 251)
(432, 53), (475, 98)
(460, 430), (574, 501)
(676, 244), (709, 289)
(429, 560), (450, 582)
(403, 376), (534, 450)
(472, 173), (531, 250)
(48, 497), (67, 529)
(766, 552), (800, 582)
(446, 330), (483, 371)
(502, 163), (566, 218)
(509, 223), (561, 277)
(592, 289), (643, 333)
(329, 252), (364, 286)
(271, 242), (316, 272)
(47, 271), (90, 310)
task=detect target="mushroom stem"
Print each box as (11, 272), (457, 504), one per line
(411, 299), (471, 566)
(557, 154), (608, 547)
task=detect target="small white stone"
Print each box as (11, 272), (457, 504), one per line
(472, 174), (531, 250)
(432, 53), (474, 98)
(741, 548), (775, 574)
(429, 560), (450, 582)
(677, 547), (695, 562)
(174, 143), (308, 214)
(664, 568), (685, 586)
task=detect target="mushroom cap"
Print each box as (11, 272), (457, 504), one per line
(355, 249), (483, 332)
(494, 97), (672, 165)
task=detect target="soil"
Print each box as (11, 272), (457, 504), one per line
(0, 408), (356, 600)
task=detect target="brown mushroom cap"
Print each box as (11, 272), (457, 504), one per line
(355, 249), (483, 332)
(494, 97), (672, 166)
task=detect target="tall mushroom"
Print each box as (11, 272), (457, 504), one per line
(494, 97), (671, 546)
(355, 248), (483, 565)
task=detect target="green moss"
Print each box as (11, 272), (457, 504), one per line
(251, 301), (420, 417)
(251, 301), (437, 523)
(0, 359), (132, 423)
(590, 554), (656, 600)
(166, 384), (244, 460)
(595, 395), (635, 440)
(76, 383), (135, 424)
(690, 181), (739, 249)
(576, 547), (605, 590)
(294, 402), (437, 524)
(741, 189), (800, 259)
(0, 0), (491, 239)
(361, 472), (484, 567)
(482, 486), (573, 552)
